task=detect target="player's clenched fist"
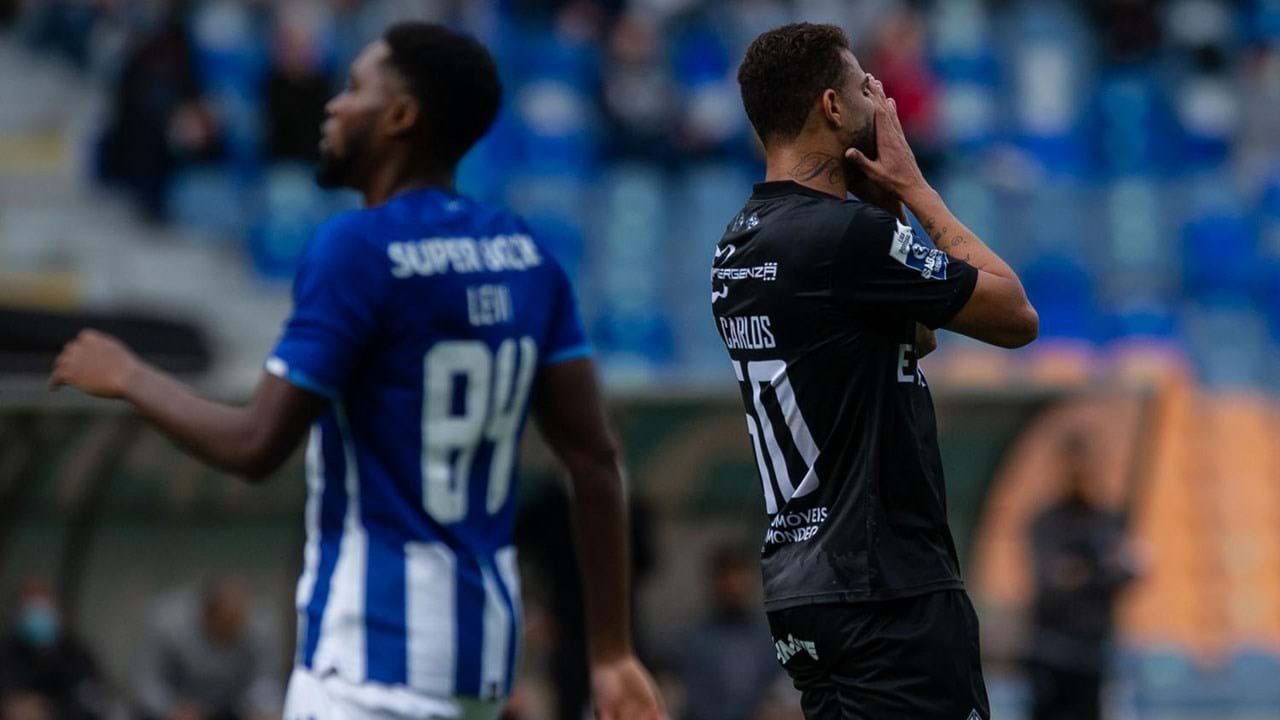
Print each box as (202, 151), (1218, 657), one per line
(48, 329), (140, 398)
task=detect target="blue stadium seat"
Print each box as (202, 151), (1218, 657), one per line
(191, 0), (268, 96)
(1087, 68), (1181, 179)
(1127, 648), (1229, 715)
(670, 162), (754, 372)
(247, 164), (328, 278)
(1103, 299), (1181, 342)
(587, 163), (672, 368)
(1181, 211), (1261, 302)
(1003, 1), (1092, 175)
(1224, 649), (1280, 709)
(167, 166), (251, 241)
(1185, 300), (1272, 387)
(1018, 252), (1098, 340)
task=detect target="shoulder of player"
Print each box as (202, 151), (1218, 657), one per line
(311, 208), (378, 255)
(833, 197), (903, 253)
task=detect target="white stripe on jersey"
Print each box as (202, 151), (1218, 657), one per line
(495, 547), (522, 680)
(479, 563), (511, 697)
(312, 403), (368, 682)
(406, 542), (457, 696)
(294, 427), (324, 664)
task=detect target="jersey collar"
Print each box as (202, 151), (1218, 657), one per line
(751, 180), (844, 201)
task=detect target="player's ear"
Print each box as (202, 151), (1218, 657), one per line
(385, 93), (421, 138)
(821, 88), (844, 129)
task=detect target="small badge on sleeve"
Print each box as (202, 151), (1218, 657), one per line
(889, 221), (949, 280)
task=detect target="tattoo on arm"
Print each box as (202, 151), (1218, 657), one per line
(925, 221), (978, 267)
(790, 152), (843, 186)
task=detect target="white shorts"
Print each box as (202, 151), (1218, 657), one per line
(283, 667), (504, 720)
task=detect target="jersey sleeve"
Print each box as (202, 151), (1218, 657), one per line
(541, 258), (592, 367)
(833, 206), (978, 329)
(266, 214), (384, 397)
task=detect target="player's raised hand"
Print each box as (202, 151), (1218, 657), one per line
(48, 329), (140, 399)
(591, 654), (667, 720)
(845, 75), (928, 200)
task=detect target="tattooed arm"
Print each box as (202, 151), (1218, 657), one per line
(901, 188), (1016, 280)
(846, 76), (1037, 348)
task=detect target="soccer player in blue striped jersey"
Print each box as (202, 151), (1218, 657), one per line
(49, 22), (664, 720)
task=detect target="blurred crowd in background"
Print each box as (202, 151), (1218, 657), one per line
(2, 0), (1280, 386)
(2, 1), (1280, 720)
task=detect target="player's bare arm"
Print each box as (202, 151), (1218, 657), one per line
(49, 329), (323, 481)
(531, 357), (666, 720)
(847, 78), (1038, 349)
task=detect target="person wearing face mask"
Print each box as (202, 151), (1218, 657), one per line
(0, 579), (106, 720)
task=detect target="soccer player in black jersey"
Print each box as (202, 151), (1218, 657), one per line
(713, 23), (1039, 720)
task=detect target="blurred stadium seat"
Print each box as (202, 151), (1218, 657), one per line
(3, 1), (1280, 718)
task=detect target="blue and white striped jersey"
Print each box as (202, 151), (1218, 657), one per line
(266, 187), (590, 701)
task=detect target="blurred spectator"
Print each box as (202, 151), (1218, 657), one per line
(671, 546), (780, 720)
(16, 0), (101, 67)
(98, 4), (223, 220)
(264, 6), (331, 164)
(0, 0), (17, 29)
(133, 578), (281, 720)
(598, 12), (674, 162)
(1087, 0), (1162, 63)
(0, 580), (106, 720)
(515, 481), (656, 720)
(1025, 434), (1142, 720)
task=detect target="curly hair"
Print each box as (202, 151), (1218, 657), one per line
(383, 22), (502, 168)
(737, 23), (852, 145)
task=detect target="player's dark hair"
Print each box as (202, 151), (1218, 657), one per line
(382, 22), (502, 168)
(737, 22), (852, 145)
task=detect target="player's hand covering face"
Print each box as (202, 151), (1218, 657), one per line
(591, 655), (668, 720)
(48, 329), (140, 398)
(844, 76), (928, 200)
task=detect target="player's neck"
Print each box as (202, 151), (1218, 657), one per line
(362, 159), (455, 207)
(763, 142), (849, 200)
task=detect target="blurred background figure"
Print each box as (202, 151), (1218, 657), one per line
(2, 0), (1280, 718)
(515, 481), (657, 720)
(133, 578), (281, 720)
(1026, 434), (1142, 720)
(0, 579), (106, 720)
(670, 546), (780, 720)
(96, 2), (223, 221)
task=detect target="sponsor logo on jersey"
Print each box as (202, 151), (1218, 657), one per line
(765, 506), (828, 544)
(967, 711), (982, 720)
(729, 212), (760, 233)
(889, 221), (949, 280)
(774, 634), (819, 665)
(712, 262), (778, 282)
(388, 234), (543, 277)
(711, 284), (730, 303)
(714, 243), (737, 264)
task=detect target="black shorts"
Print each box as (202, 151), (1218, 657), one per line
(767, 590), (990, 720)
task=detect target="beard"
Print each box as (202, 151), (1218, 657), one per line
(315, 146), (357, 189)
(315, 127), (371, 189)
(848, 114), (876, 160)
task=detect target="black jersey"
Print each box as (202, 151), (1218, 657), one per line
(711, 181), (979, 610)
